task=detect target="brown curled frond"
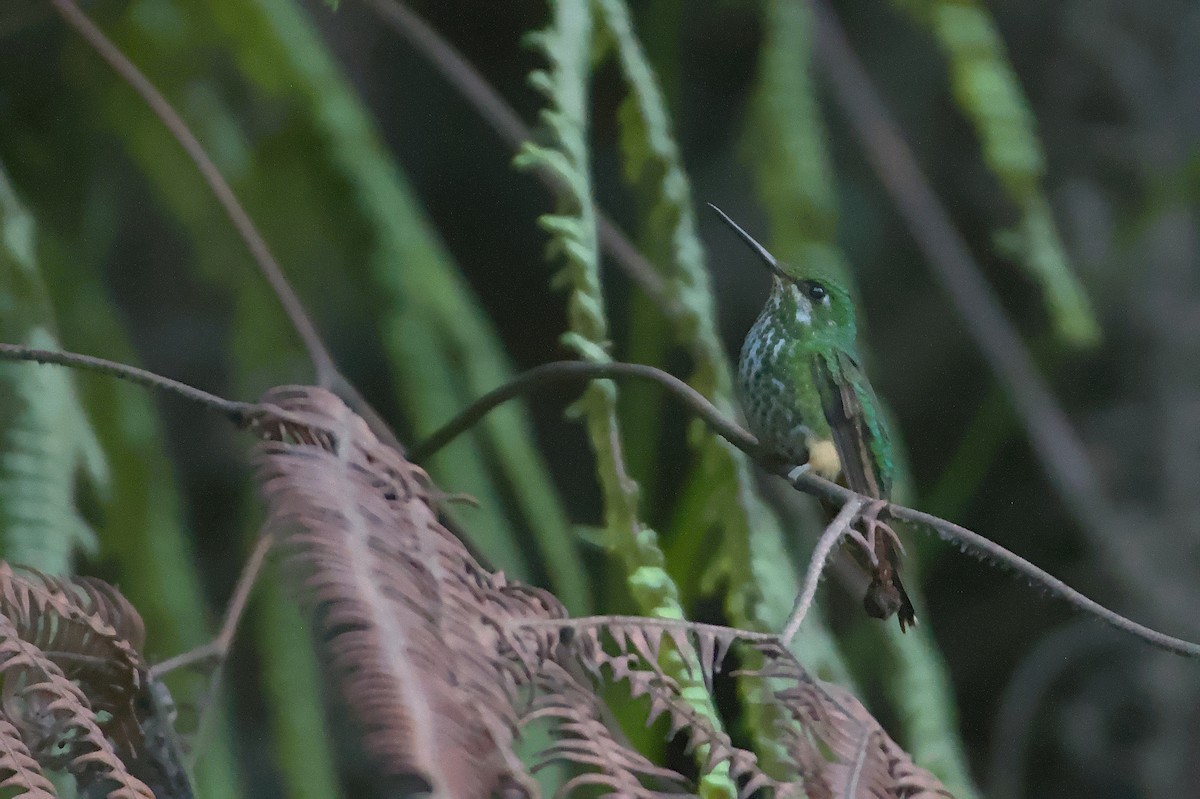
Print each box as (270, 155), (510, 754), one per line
(747, 642), (953, 799)
(0, 715), (56, 799)
(0, 564), (145, 666)
(525, 623), (768, 796)
(525, 662), (694, 799)
(513, 615), (764, 799)
(252, 385), (528, 799)
(0, 613), (153, 799)
(249, 386), (952, 799)
(0, 563), (153, 764)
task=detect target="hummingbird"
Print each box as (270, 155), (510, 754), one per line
(709, 204), (916, 632)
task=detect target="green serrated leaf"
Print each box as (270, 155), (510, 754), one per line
(0, 164), (106, 574)
(896, 0), (1100, 346)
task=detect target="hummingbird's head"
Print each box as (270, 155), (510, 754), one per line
(707, 204), (857, 340)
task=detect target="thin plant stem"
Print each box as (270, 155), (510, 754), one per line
(51, 0), (407, 453)
(514, 615), (777, 644)
(413, 358), (1200, 660)
(782, 498), (864, 646)
(152, 531), (276, 678)
(10, 341), (1200, 660)
(0, 343), (250, 422)
(408, 360), (763, 464)
(49, 0), (338, 387)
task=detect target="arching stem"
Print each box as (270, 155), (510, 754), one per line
(413, 358), (1200, 660)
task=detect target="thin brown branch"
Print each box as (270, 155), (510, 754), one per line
(151, 532), (276, 678)
(51, 0), (406, 454)
(792, 471), (1200, 658)
(358, 0), (681, 319)
(781, 498), (864, 645)
(408, 360), (764, 464)
(0, 343), (250, 422)
(413, 358), (1200, 659)
(49, 0), (338, 388)
(513, 614), (779, 644)
(10, 338), (1200, 659)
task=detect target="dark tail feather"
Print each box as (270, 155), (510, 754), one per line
(893, 572), (917, 633)
(863, 557), (917, 632)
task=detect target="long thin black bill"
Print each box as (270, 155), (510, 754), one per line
(706, 203), (789, 281)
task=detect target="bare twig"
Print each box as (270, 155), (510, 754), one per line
(151, 532), (277, 678)
(412, 358), (1200, 659)
(0, 343), (251, 422)
(781, 498), (864, 645)
(10, 341), (1200, 658)
(358, 0), (680, 319)
(408, 360), (763, 464)
(49, 0), (337, 386)
(150, 531), (275, 773)
(808, 0), (1110, 534)
(50, 0), (407, 454)
(514, 615), (777, 644)
(793, 471), (1200, 658)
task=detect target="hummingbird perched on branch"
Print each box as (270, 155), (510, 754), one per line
(709, 204), (916, 632)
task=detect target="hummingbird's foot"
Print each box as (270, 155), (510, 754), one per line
(859, 499), (904, 558)
(786, 463), (811, 483)
(843, 528), (876, 566)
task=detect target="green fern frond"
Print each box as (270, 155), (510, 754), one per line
(519, 5), (737, 797)
(745, 0), (852, 290)
(518, 0), (651, 621)
(597, 0), (708, 327)
(895, 0), (1100, 346)
(0, 165), (106, 575)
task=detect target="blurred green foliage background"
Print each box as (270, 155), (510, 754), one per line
(1, 0), (1199, 797)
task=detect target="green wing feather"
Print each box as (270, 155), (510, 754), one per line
(810, 350), (893, 499)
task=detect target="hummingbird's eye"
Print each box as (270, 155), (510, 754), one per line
(802, 281), (827, 302)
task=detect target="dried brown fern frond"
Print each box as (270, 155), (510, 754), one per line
(0, 715), (56, 799)
(525, 662), (694, 799)
(251, 385), (530, 798)
(747, 642), (953, 799)
(248, 384), (954, 799)
(0, 612), (153, 799)
(537, 617), (956, 798)
(0, 565), (191, 799)
(0, 565), (148, 750)
(549, 619), (775, 796)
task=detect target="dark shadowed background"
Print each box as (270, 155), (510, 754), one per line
(2, 1), (1199, 797)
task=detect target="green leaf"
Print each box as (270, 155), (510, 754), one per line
(0, 164), (105, 574)
(895, 0), (1101, 346)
